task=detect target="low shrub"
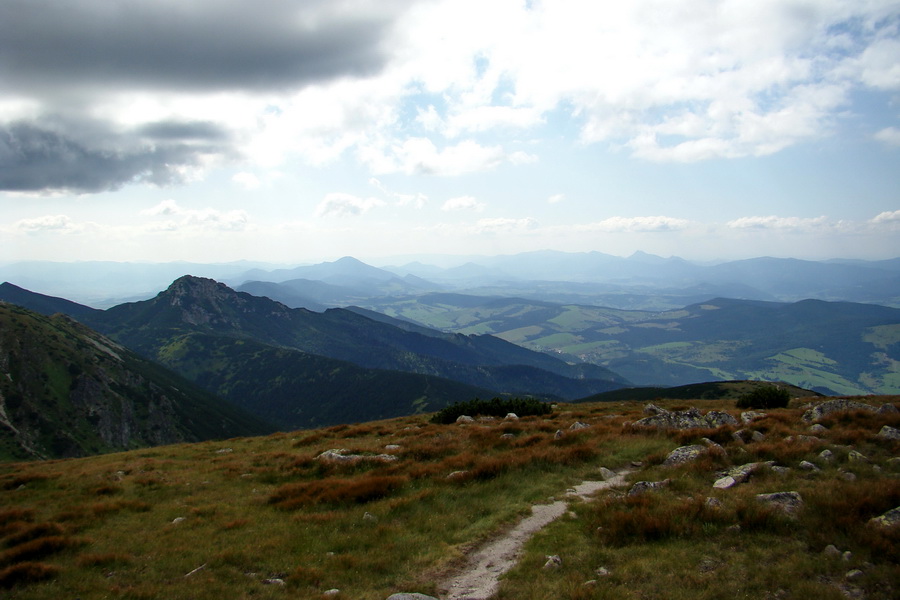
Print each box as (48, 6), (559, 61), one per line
(736, 385), (790, 409)
(268, 475), (408, 509)
(431, 397), (552, 424)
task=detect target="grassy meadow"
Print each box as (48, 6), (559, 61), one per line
(1, 396), (898, 599)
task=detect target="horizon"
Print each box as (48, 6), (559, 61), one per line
(2, 1), (899, 264)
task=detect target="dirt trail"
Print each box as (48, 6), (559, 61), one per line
(439, 471), (630, 600)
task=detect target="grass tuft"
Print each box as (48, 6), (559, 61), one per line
(0, 561), (60, 589)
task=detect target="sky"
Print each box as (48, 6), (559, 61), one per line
(1, 0), (899, 266)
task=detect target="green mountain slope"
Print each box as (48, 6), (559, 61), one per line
(86, 276), (627, 400)
(0, 302), (272, 460)
(354, 293), (900, 395)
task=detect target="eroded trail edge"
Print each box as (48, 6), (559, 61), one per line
(440, 470), (630, 600)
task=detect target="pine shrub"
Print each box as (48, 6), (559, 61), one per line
(430, 397), (552, 424)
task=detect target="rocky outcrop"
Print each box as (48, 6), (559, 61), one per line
(316, 449), (398, 464)
(633, 405), (738, 429)
(868, 506), (900, 528)
(801, 399), (878, 422)
(663, 445), (707, 466)
(756, 491), (804, 515)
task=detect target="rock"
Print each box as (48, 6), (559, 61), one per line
(500, 433), (515, 439)
(823, 544), (841, 558)
(504, 413), (519, 420)
(845, 569), (864, 581)
(456, 415), (475, 424)
(663, 445), (707, 466)
(543, 555), (562, 569)
(386, 595), (439, 600)
(848, 450), (868, 463)
(262, 578), (285, 585)
(771, 466), (791, 475)
(599, 467), (617, 480)
(878, 403), (899, 415)
(797, 435), (821, 443)
(215, 448), (233, 454)
(868, 506), (900, 528)
(595, 566), (610, 577)
(478, 416), (496, 422)
(741, 411), (767, 424)
(801, 399), (878, 422)
(363, 512), (377, 522)
(323, 589), (340, 596)
(446, 470), (469, 480)
(583, 579), (598, 586)
(705, 497), (723, 509)
(317, 449), (398, 464)
(384, 444), (401, 451)
(842, 551), (853, 562)
(808, 424), (828, 434)
(732, 429), (752, 443)
(751, 430), (766, 443)
(627, 479), (671, 496)
(713, 462), (768, 489)
(841, 471), (857, 481)
(819, 449), (834, 462)
(701, 437), (724, 452)
(554, 429), (565, 439)
(569, 421), (590, 431)
(633, 405), (737, 429)
(756, 491), (803, 515)
(799, 460), (820, 472)
(171, 517), (186, 524)
(877, 425), (900, 440)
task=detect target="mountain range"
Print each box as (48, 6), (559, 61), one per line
(2, 252), (898, 309)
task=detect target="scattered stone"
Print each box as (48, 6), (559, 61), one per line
(823, 544), (841, 558)
(446, 470), (469, 481)
(478, 416), (496, 423)
(363, 512), (377, 522)
(841, 471), (857, 482)
(701, 438), (724, 453)
(595, 566), (610, 577)
(726, 524), (742, 534)
(751, 430), (766, 443)
(741, 411), (767, 424)
(570, 421), (590, 431)
(384, 444), (401, 451)
(317, 449), (398, 464)
(599, 467), (616, 480)
(808, 424), (828, 434)
(663, 444), (707, 466)
(801, 399), (878, 422)
(732, 429), (753, 443)
(583, 579), (598, 586)
(633, 405), (738, 429)
(705, 497), (723, 509)
(500, 433), (515, 439)
(627, 479), (671, 496)
(887, 457), (900, 468)
(819, 449), (834, 462)
(799, 460), (820, 472)
(713, 462), (769, 489)
(386, 594), (439, 600)
(215, 448), (233, 454)
(456, 415), (475, 424)
(848, 450), (868, 463)
(323, 589), (340, 596)
(771, 466), (791, 475)
(172, 517), (186, 524)
(262, 578), (285, 586)
(698, 557), (723, 573)
(845, 569), (864, 581)
(554, 429), (565, 439)
(878, 403), (899, 415)
(756, 491), (804, 515)
(543, 555), (562, 569)
(877, 425), (900, 441)
(867, 506), (900, 528)
(797, 435), (822, 443)
(843, 551), (853, 562)
(504, 413), (519, 420)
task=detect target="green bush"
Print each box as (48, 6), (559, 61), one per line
(736, 385), (790, 409)
(430, 397), (552, 424)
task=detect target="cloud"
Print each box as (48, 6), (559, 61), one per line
(315, 192), (386, 217)
(871, 210), (900, 225)
(372, 138), (509, 176)
(140, 199), (248, 231)
(0, 121), (224, 193)
(441, 196), (486, 212)
(15, 214), (76, 233)
(874, 127), (900, 147)
(580, 216), (692, 233)
(472, 217), (538, 234)
(368, 178), (427, 208)
(232, 172), (261, 190)
(548, 194), (565, 204)
(726, 215), (830, 231)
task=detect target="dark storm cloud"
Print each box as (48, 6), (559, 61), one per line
(0, 121), (227, 193)
(0, 0), (408, 193)
(0, 0), (397, 93)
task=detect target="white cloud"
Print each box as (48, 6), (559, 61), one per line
(368, 178), (427, 208)
(315, 192), (386, 217)
(441, 196), (485, 212)
(726, 215), (830, 231)
(232, 172), (261, 190)
(548, 194), (564, 204)
(472, 217), (538, 234)
(15, 214), (76, 233)
(140, 199), (249, 231)
(368, 138), (509, 176)
(580, 216), (692, 233)
(871, 210), (900, 224)
(874, 127), (900, 147)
